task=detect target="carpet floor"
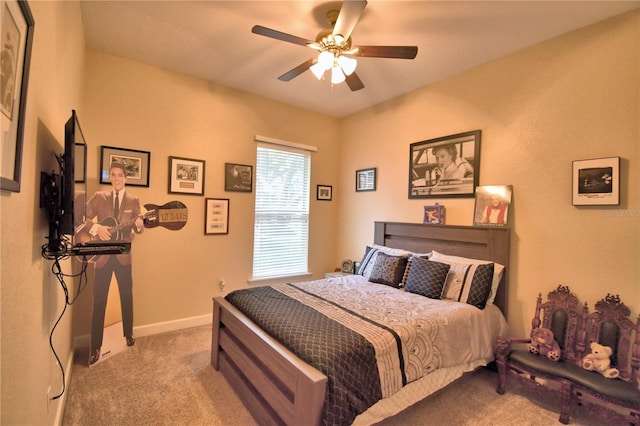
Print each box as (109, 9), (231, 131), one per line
(62, 325), (608, 425)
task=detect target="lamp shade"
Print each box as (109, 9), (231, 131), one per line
(309, 62), (325, 80)
(317, 51), (334, 70)
(337, 55), (357, 76)
(331, 66), (346, 84)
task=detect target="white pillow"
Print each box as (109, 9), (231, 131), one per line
(369, 244), (413, 257)
(430, 251), (505, 307)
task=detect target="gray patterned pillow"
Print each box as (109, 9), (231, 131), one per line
(368, 252), (408, 288)
(459, 263), (495, 309)
(404, 257), (451, 299)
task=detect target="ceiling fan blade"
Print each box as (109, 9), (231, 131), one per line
(277, 58), (316, 82)
(333, 0), (367, 41)
(351, 45), (418, 59)
(345, 72), (365, 91)
(252, 25), (315, 48)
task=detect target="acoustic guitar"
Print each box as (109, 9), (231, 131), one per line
(75, 200), (188, 262)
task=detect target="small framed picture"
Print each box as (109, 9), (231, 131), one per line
(225, 163), (252, 192)
(423, 203), (445, 225)
(169, 156), (205, 195)
(474, 185), (513, 226)
(572, 157), (620, 206)
(317, 185), (332, 201)
(205, 198), (229, 235)
(356, 168), (376, 192)
(100, 146), (151, 187)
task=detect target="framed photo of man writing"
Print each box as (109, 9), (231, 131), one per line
(473, 185), (513, 227)
(409, 130), (481, 199)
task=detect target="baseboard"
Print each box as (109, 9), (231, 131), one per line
(53, 349), (74, 426)
(73, 313), (213, 349)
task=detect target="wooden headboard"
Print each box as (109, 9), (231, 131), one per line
(374, 221), (511, 318)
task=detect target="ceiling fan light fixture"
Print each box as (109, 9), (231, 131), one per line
(331, 66), (346, 84)
(317, 51), (334, 70)
(309, 62), (325, 80)
(337, 55), (357, 76)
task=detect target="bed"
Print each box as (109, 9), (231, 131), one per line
(211, 221), (510, 425)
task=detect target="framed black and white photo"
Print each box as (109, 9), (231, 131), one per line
(356, 168), (376, 192)
(572, 157), (619, 206)
(409, 130), (481, 199)
(169, 156), (205, 195)
(100, 146), (150, 187)
(205, 198), (229, 235)
(0, 0), (34, 192)
(225, 163), (252, 192)
(317, 184), (332, 201)
(474, 185), (513, 226)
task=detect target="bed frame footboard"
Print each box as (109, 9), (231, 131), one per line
(211, 297), (327, 426)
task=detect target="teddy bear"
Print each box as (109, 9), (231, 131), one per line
(582, 342), (620, 379)
(528, 327), (561, 361)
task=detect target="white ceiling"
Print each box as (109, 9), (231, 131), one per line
(81, 1), (640, 118)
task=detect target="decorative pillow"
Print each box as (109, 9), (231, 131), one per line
(367, 252), (408, 288)
(430, 251), (505, 307)
(403, 258), (450, 298)
(440, 262), (471, 301)
(459, 263), (494, 309)
(357, 244), (413, 278)
(400, 254), (432, 288)
(356, 246), (376, 275)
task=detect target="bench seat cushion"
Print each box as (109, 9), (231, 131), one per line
(510, 350), (640, 406)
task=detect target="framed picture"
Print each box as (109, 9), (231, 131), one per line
(169, 156), (205, 195)
(409, 130), (481, 199)
(423, 203), (445, 225)
(474, 185), (513, 227)
(100, 146), (150, 187)
(356, 168), (376, 192)
(317, 184), (332, 201)
(205, 198), (229, 235)
(225, 163), (252, 192)
(0, 0), (34, 192)
(75, 142), (87, 183)
(572, 157), (619, 206)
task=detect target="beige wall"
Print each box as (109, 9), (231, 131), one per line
(0, 2), (85, 424)
(1, 4), (638, 425)
(336, 10), (640, 337)
(72, 50), (340, 334)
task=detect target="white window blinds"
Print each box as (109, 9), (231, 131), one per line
(252, 140), (312, 279)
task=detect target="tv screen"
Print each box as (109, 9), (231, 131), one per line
(59, 110), (86, 236)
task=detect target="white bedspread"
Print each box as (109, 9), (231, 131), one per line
(281, 275), (507, 402)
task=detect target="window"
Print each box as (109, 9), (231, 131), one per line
(252, 137), (314, 280)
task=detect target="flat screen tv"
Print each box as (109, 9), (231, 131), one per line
(40, 110), (86, 253)
(59, 110), (85, 235)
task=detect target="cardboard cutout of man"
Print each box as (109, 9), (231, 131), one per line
(83, 162), (144, 365)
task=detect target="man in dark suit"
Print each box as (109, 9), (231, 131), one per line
(83, 162), (144, 365)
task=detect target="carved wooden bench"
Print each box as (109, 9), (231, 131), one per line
(496, 286), (640, 424)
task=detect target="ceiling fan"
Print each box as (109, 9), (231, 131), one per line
(251, 0), (418, 91)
